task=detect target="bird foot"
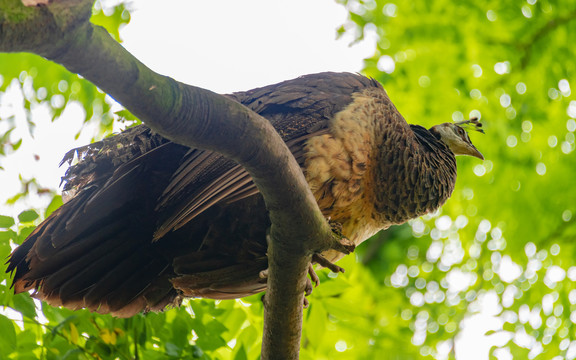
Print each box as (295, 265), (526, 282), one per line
(259, 268), (269, 283)
(258, 221), (355, 309)
(259, 262), (323, 309)
(303, 220), (354, 303)
(327, 220), (355, 255)
(302, 263), (322, 308)
(307, 263), (320, 290)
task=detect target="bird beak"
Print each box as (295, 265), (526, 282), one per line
(466, 144), (484, 160)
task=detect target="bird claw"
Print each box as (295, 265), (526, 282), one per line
(304, 220), (354, 303)
(307, 263), (320, 288)
(312, 253), (346, 274)
(258, 268), (269, 283)
(304, 262), (320, 297)
(258, 219), (354, 309)
(259, 265), (315, 308)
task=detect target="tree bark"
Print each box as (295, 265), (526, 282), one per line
(0, 0), (343, 358)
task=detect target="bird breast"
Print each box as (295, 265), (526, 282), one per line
(303, 88), (457, 260)
(303, 90), (390, 249)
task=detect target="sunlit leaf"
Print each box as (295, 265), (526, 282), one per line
(11, 138), (22, 151)
(17, 226), (35, 245)
(0, 314), (17, 353)
(99, 328), (117, 345)
(11, 294), (37, 320)
(234, 345), (248, 360)
(45, 195), (63, 217)
(18, 210), (38, 223)
(69, 323), (79, 345)
(0, 215), (15, 228)
(91, 2), (131, 43)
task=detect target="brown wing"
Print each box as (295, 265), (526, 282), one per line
(6, 72), (382, 316)
(155, 72), (381, 237)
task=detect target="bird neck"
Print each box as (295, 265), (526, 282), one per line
(370, 124), (457, 225)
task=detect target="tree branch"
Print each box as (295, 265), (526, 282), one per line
(0, 0), (341, 358)
(518, 10), (576, 69)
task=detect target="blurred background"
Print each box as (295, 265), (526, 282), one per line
(1, 0), (575, 359)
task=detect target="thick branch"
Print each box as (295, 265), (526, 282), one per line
(0, 0), (340, 358)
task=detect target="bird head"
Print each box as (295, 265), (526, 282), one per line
(429, 118), (484, 160)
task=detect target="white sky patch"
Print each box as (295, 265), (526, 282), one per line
(544, 265), (566, 288)
(496, 255), (523, 283)
(120, 0), (376, 93)
(446, 268), (475, 294)
(0, 85), (99, 216)
(456, 291), (510, 360)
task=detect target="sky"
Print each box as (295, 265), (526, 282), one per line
(120, 0), (375, 93)
(0, 1), (501, 358)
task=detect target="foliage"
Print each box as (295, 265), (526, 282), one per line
(336, 0), (576, 358)
(1, 0), (576, 359)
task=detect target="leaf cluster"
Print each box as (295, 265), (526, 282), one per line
(337, 0), (576, 358)
(2, 0), (576, 359)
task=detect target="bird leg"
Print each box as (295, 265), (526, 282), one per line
(258, 258), (333, 309)
(304, 220), (356, 298)
(311, 253), (346, 273)
(304, 252), (347, 299)
(259, 220), (355, 308)
(318, 219), (356, 265)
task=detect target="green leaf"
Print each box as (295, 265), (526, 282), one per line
(5, 193), (23, 205)
(0, 215), (15, 228)
(11, 138), (22, 151)
(18, 210), (38, 223)
(11, 294), (37, 320)
(165, 342), (181, 357)
(91, 3), (131, 43)
(45, 195), (63, 217)
(0, 231), (15, 263)
(62, 348), (84, 359)
(0, 314), (17, 354)
(0, 230), (16, 243)
(233, 345), (248, 360)
(192, 345), (204, 358)
(114, 108), (138, 122)
(17, 227), (35, 245)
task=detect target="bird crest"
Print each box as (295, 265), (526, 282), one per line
(455, 117), (484, 134)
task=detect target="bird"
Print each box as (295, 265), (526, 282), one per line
(6, 72), (484, 317)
